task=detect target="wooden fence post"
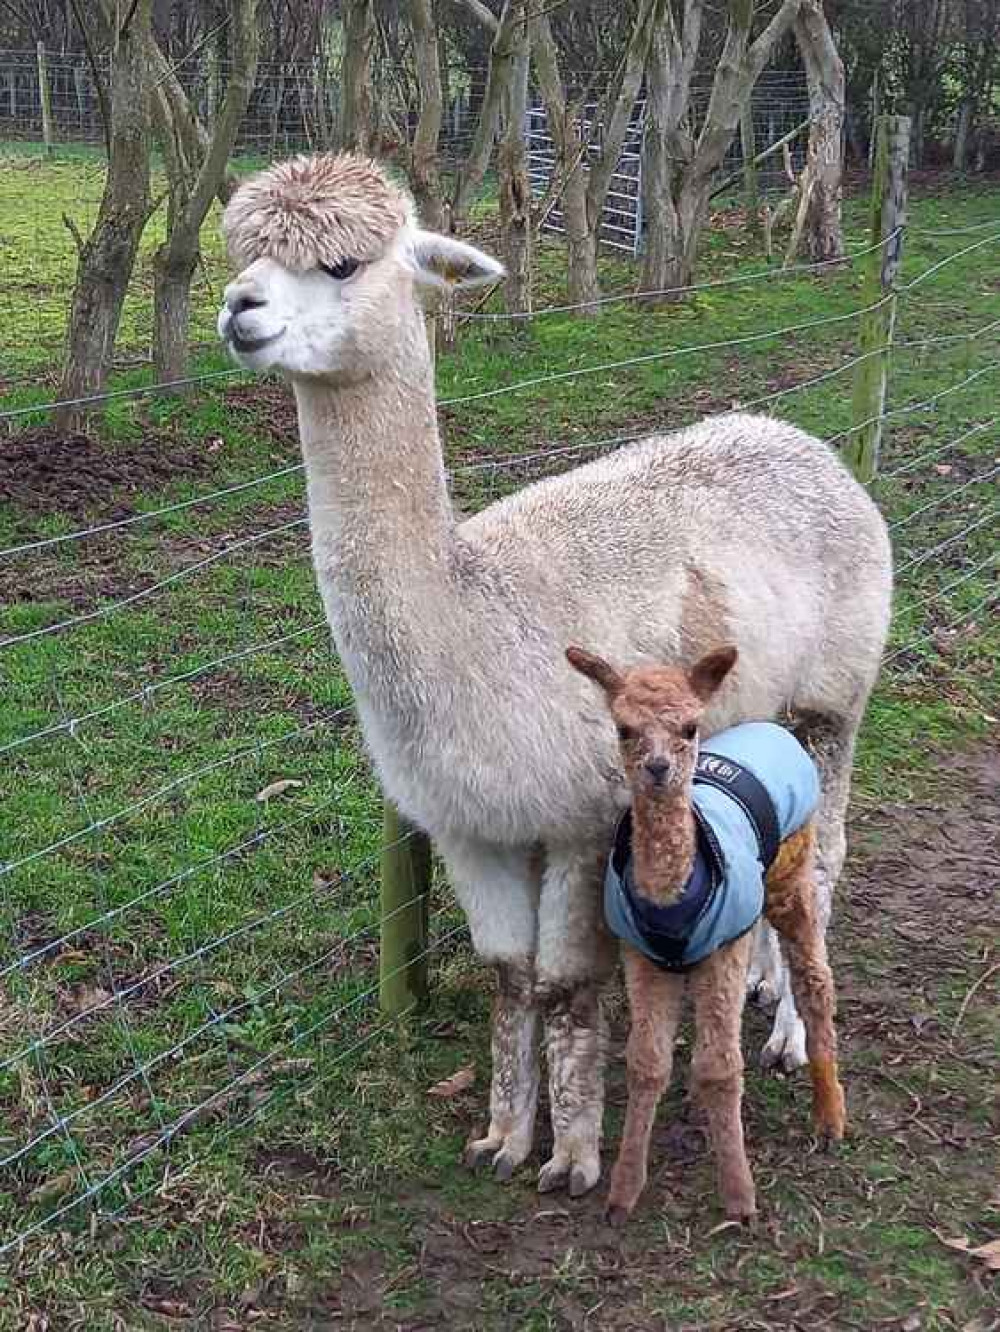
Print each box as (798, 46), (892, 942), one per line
(845, 114), (910, 484)
(36, 42), (54, 156)
(379, 803), (432, 1014)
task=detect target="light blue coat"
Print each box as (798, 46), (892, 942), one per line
(604, 722), (820, 971)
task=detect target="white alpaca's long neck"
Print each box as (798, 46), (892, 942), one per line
(291, 318), (463, 705)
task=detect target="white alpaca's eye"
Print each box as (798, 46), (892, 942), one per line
(320, 257), (360, 281)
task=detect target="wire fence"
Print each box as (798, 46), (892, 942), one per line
(0, 48), (491, 161)
(0, 169), (998, 1262)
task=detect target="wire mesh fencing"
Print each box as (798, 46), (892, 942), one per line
(526, 70), (811, 256)
(0, 47), (492, 161)
(0, 178), (997, 1261)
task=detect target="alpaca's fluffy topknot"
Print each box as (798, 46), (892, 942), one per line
(222, 153), (411, 272)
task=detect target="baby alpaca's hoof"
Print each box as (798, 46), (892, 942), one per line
(817, 1123), (846, 1153)
(605, 1204), (631, 1228)
(569, 1163), (599, 1198)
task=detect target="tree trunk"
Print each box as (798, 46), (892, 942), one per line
(451, 0), (524, 232)
(152, 251), (197, 383)
(531, 1), (661, 315)
(498, 2), (531, 313)
(558, 120), (600, 312)
(149, 0), (259, 381)
(790, 0), (844, 262)
(953, 98), (972, 171)
(407, 0), (445, 229)
(645, 177), (709, 297)
(56, 0), (153, 433)
(639, 0), (805, 298)
(340, 0), (375, 152)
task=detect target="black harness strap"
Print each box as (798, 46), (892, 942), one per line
(693, 751), (781, 870)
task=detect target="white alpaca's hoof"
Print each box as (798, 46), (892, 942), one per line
(537, 1150), (601, 1197)
(760, 1014), (808, 1074)
(464, 1130), (531, 1182)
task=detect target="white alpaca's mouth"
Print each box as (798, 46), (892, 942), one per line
(217, 307), (286, 359)
(229, 327), (285, 355)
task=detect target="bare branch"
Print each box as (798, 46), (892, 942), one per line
(451, 0), (525, 228)
(67, 0), (111, 153)
(453, 0), (499, 32)
(61, 211), (86, 257)
(586, 0), (662, 214)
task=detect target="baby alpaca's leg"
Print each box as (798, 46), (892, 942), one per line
(765, 825), (846, 1144)
(606, 946), (685, 1226)
(689, 933), (757, 1221)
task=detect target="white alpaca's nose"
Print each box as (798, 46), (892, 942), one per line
(229, 290), (266, 319)
(223, 280), (267, 318)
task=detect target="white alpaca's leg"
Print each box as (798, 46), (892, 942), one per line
(761, 714), (858, 1073)
(535, 840), (618, 1198)
(439, 837), (542, 1180)
(746, 919), (782, 1007)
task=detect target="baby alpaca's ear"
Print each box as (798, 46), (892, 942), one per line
(689, 646), (738, 702)
(409, 230), (505, 289)
(566, 646), (623, 697)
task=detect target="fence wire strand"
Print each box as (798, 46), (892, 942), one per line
(1, 197), (998, 1262)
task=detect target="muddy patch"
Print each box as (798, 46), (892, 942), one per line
(0, 428), (215, 521)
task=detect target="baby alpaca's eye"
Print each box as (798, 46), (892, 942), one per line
(681, 722), (698, 741)
(616, 724), (636, 743)
(320, 257), (360, 281)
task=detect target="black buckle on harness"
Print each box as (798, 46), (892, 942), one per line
(694, 752), (781, 869)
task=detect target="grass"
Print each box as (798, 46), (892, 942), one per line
(0, 148), (998, 1327)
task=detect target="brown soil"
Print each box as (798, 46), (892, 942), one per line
(0, 428), (214, 520)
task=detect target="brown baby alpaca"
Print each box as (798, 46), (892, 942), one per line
(566, 644), (847, 1226)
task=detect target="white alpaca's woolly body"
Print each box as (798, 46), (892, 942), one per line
(218, 153), (893, 1191)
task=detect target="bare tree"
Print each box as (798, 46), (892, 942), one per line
(788, 0), (845, 262)
(639, 0), (805, 300)
(340, 0), (376, 151)
(532, 0), (663, 312)
(497, 0), (531, 311)
(149, 0), (259, 382)
(407, 0), (446, 228)
(953, 0), (999, 170)
(449, 0), (528, 231)
(57, 0), (154, 431)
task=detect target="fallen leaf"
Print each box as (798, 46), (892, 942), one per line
(255, 778), (304, 803)
(933, 463), (953, 475)
(969, 1237), (1000, 1270)
(427, 1065), (475, 1098)
(29, 1169), (77, 1205)
(140, 1296), (192, 1318)
(937, 1233), (1000, 1270)
(65, 983), (112, 1015)
(901, 1314), (922, 1332)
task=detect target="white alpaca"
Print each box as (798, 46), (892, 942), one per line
(216, 154), (892, 1197)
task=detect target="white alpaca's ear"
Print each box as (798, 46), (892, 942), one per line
(409, 229), (505, 290)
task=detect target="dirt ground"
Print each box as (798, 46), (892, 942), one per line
(0, 427), (217, 519)
(253, 742), (1000, 1331)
